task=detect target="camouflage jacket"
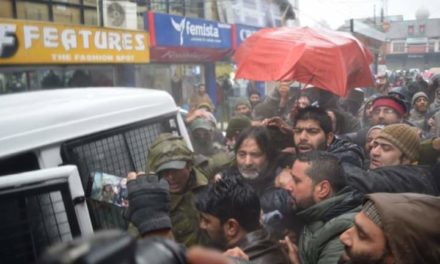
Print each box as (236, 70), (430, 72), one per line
(170, 167), (209, 247)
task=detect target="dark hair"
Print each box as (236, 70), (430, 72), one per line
(195, 176), (261, 232)
(267, 126), (295, 152)
(326, 107), (344, 134)
(248, 89), (261, 97)
(293, 106), (333, 134)
(234, 126), (277, 160)
(296, 151), (346, 193)
(277, 153), (296, 168)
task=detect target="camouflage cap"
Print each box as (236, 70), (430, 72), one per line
(147, 133), (193, 173)
(190, 118), (214, 132)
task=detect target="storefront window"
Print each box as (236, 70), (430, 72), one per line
(428, 40), (436, 53)
(186, 0), (203, 18)
(150, 2), (167, 13)
(134, 64), (204, 107)
(84, 9), (98, 26)
(64, 66), (115, 87)
(17, 2), (50, 21)
(392, 42), (405, 53)
(0, 0), (13, 18)
(169, 0), (184, 16)
(0, 65), (116, 95)
(53, 5), (81, 24)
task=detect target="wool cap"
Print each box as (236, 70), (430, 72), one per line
(376, 124), (420, 161)
(226, 115), (252, 138)
(367, 125), (385, 138)
(372, 95), (407, 116)
(362, 199), (383, 228)
(235, 98), (252, 109)
(411, 91), (428, 106)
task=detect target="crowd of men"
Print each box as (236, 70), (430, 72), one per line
(125, 76), (440, 264)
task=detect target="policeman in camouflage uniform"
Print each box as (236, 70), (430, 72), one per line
(146, 133), (230, 247)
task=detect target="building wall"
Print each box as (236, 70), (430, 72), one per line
(384, 18), (440, 70)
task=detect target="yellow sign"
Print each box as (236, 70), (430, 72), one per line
(0, 19), (150, 64)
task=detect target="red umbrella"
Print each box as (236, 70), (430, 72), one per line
(233, 26), (375, 97)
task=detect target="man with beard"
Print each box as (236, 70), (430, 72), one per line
(408, 92), (430, 134)
(338, 193), (440, 264)
(345, 96), (408, 148)
(293, 106), (365, 168)
(248, 89), (262, 109)
(190, 117), (228, 158)
(343, 124), (438, 195)
(196, 176), (289, 264)
(280, 151), (362, 264)
(234, 99), (252, 118)
(369, 96), (407, 126)
(221, 126), (279, 196)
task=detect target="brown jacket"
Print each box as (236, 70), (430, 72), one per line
(367, 193), (440, 264)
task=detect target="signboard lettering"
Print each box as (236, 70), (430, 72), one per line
(233, 24), (261, 48)
(150, 12), (231, 49)
(0, 19), (149, 64)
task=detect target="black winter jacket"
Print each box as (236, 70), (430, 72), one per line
(343, 164), (439, 195)
(233, 228), (289, 264)
(328, 137), (365, 168)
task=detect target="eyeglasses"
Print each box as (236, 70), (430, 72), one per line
(372, 108), (396, 115)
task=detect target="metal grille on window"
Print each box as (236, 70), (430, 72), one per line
(62, 116), (179, 231)
(0, 190), (75, 264)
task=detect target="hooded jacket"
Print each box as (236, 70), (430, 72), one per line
(343, 164), (439, 195)
(366, 193), (440, 264)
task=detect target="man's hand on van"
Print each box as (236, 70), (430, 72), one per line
(125, 172), (173, 238)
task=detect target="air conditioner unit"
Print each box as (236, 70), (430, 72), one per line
(103, 0), (137, 30)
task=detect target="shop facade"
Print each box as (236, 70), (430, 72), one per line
(0, 18), (149, 94)
(142, 11), (233, 110)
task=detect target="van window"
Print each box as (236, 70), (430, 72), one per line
(0, 152), (39, 176)
(0, 179), (80, 263)
(61, 114), (180, 230)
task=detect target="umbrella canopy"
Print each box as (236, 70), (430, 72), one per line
(233, 26), (375, 97)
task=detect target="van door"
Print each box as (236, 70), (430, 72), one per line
(0, 166), (93, 263)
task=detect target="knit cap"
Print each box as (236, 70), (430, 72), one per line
(411, 91), (428, 106)
(235, 98), (252, 109)
(226, 115), (252, 138)
(367, 125), (385, 137)
(362, 199), (383, 228)
(376, 124), (420, 161)
(372, 95), (407, 115)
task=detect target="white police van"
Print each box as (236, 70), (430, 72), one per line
(0, 88), (191, 263)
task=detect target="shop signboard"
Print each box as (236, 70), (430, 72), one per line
(232, 24), (261, 49)
(0, 18), (150, 64)
(147, 12), (232, 62)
